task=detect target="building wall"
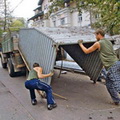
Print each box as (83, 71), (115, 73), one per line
(50, 8), (71, 27)
(72, 10), (90, 27)
(50, 8), (90, 27)
(44, 19), (50, 27)
(30, 0), (93, 27)
(42, 0), (49, 14)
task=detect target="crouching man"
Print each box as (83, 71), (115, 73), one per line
(25, 63), (57, 110)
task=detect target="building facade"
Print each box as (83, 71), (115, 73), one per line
(28, 0), (97, 27)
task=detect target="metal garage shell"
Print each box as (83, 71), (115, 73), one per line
(19, 27), (109, 84)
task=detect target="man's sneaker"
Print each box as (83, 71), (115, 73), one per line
(47, 104), (53, 110)
(52, 103), (57, 108)
(31, 99), (37, 105)
(47, 103), (57, 110)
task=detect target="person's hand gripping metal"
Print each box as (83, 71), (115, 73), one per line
(78, 40), (83, 45)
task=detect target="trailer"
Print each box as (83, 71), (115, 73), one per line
(0, 32), (25, 77)
(1, 27), (119, 85)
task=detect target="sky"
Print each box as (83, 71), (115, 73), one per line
(9, 0), (39, 20)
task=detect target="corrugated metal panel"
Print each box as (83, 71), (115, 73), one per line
(36, 27), (96, 43)
(19, 28), (56, 85)
(36, 27), (112, 44)
(61, 43), (103, 82)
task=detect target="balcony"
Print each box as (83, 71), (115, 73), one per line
(28, 11), (44, 21)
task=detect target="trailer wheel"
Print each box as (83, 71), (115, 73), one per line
(7, 58), (15, 77)
(0, 57), (7, 68)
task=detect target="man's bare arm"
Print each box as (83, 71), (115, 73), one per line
(79, 42), (100, 54)
(34, 67), (53, 79)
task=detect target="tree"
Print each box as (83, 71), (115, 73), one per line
(9, 19), (25, 32)
(49, 0), (65, 14)
(0, 28), (3, 43)
(97, 0), (120, 35)
(0, 0), (11, 31)
(0, 19), (4, 42)
(0, 0), (25, 34)
(74, 0), (120, 35)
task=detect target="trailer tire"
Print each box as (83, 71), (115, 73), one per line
(7, 58), (15, 77)
(1, 57), (7, 69)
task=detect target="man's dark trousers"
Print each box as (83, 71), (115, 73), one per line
(25, 79), (55, 105)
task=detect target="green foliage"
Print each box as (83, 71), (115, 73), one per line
(0, 19), (4, 42)
(0, 28), (3, 43)
(77, 0), (120, 35)
(94, 0), (120, 35)
(49, 0), (65, 14)
(0, 29), (3, 37)
(92, 22), (101, 28)
(9, 19), (25, 32)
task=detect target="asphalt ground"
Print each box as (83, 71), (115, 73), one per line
(0, 63), (120, 120)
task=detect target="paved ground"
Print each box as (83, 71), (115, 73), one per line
(0, 63), (120, 120)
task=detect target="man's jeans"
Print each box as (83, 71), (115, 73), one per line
(25, 79), (55, 105)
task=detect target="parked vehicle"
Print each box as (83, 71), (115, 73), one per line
(0, 32), (26, 77)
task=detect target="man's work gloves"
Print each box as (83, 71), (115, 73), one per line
(50, 70), (54, 76)
(78, 40), (83, 45)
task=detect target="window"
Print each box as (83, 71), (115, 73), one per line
(42, 21), (44, 27)
(44, 4), (48, 10)
(78, 13), (82, 22)
(53, 20), (56, 27)
(60, 18), (65, 25)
